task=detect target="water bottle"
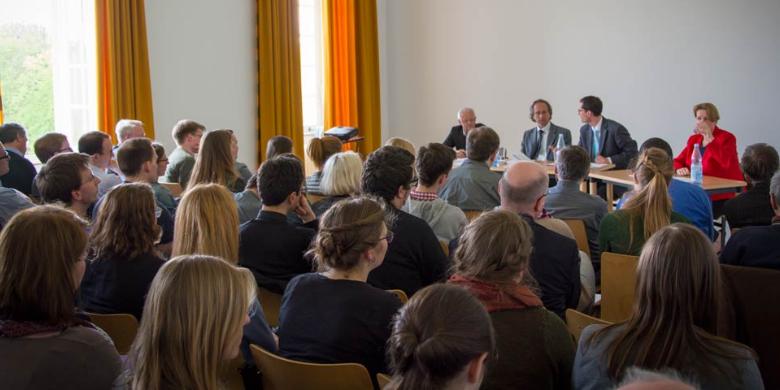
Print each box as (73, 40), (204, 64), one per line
(690, 144), (703, 185)
(554, 135), (566, 162)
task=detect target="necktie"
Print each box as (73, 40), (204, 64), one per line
(538, 129), (545, 158)
(593, 128), (600, 157)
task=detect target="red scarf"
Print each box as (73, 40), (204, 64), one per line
(449, 274), (543, 312)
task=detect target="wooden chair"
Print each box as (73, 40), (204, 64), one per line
(463, 210), (484, 222)
(377, 373), (392, 389)
(600, 252), (639, 323)
(250, 344), (374, 390)
(388, 289), (409, 304)
(258, 287), (283, 327)
(565, 309), (612, 343)
(562, 219), (591, 257)
(439, 240), (449, 258)
(306, 193), (325, 205)
(158, 182), (183, 197)
(87, 313), (138, 355)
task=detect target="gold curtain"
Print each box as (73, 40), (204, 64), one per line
(96, 0), (155, 143)
(257, 0), (304, 162)
(322, 0), (381, 155)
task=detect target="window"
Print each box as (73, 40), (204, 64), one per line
(0, 0), (97, 159)
(299, 0), (323, 135)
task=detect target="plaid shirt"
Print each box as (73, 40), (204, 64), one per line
(409, 189), (438, 201)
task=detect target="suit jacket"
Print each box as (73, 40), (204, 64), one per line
(443, 123), (485, 150)
(521, 123), (572, 160)
(577, 117), (637, 169)
(0, 150), (37, 195)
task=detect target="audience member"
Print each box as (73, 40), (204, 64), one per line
(443, 107), (483, 158)
(499, 161), (580, 317)
(577, 96), (638, 169)
(150, 143), (176, 212)
(403, 142), (467, 242)
(449, 210), (575, 389)
(188, 129), (244, 192)
(385, 284), (495, 390)
(0, 206), (121, 389)
(362, 146), (449, 296)
(0, 141), (34, 228)
(78, 131), (122, 197)
(311, 151), (362, 217)
(235, 173), (262, 224)
(36, 152), (100, 219)
(305, 135), (342, 195)
(172, 183), (239, 263)
(522, 99), (572, 161)
(385, 137), (416, 156)
(574, 224), (762, 389)
(164, 119), (204, 189)
(600, 148), (689, 256)
(439, 126), (502, 211)
(723, 143), (779, 228)
(33, 132), (72, 163)
(277, 197), (403, 385)
(0, 122), (36, 195)
(80, 183), (164, 319)
(266, 135), (293, 160)
(114, 119), (145, 144)
(239, 156), (317, 294)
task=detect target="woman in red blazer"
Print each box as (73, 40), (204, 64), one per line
(674, 102), (743, 208)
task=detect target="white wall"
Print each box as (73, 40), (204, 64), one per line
(378, 0), (780, 158)
(145, 0), (258, 169)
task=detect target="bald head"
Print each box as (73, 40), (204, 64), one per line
(618, 380), (696, 390)
(499, 161), (548, 213)
(617, 368), (697, 390)
(457, 107), (477, 132)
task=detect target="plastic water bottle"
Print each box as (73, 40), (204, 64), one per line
(554, 135), (566, 162)
(690, 143), (703, 185)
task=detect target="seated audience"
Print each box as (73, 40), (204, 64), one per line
(385, 137), (416, 156)
(574, 224), (762, 389)
(124, 255), (256, 389)
(439, 126), (502, 211)
(546, 145), (608, 265)
(150, 143), (176, 213)
(305, 135), (342, 195)
(385, 284), (495, 390)
(36, 152), (100, 219)
(33, 132), (72, 163)
(522, 99), (572, 161)
(600, 148), (689, 256)
(239, 156), (317, 294)
(362, 146), (449, 297)
(723, 143), (779, 228)
(499, 161), (580, 316)
(403, 143), (467, 242)
(449, 210), (575, 389)
(720, 171), (780, 270)
(443, 107), (483, 158)
(188, 129), (245, 192)
(235, 174), (262, 224)
(80, 183), (164, 319)
(79, 131), (122, 198)
(0, 142), (33, 228)
(173, 183), (240, 263)
(265, 135), (293, 160)
(277, 197), (403, 384)
(311, 151), (362, 217)
(114, 119), (145, 144)
(0, 122), (36, 195)
(163, 119), (204, 189)
(0, 206), (121, 389)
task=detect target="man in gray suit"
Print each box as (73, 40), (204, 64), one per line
(576, 95), (637, 169)
(521, 99), (572, 161)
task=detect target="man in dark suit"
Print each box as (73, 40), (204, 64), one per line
(443, 107), (484, 158)
(521, 99), (572, 161)
(0, 123), (36, 195)
(576, 96), (637, 169)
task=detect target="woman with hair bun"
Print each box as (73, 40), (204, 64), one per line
(305, 136), (342, 195)
(385, 283), (495, 390)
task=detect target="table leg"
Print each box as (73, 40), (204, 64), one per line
(606, 183), (614, 211)
(580, 181), (587, 193)
(589, 180), (597, 195)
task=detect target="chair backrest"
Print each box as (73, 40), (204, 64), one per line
(463, 210), (483, 222)
(439, 240), (449, 258)
(158, 182), (183, 197)
(565, 309), (612, 343)
(388, 289), (408, 304)
(306, 193), (326, 205)
(600, 252), (639, 323)
(562, 219), (591, 257)
(377, 373), (392, 389)
(87, 313), (139, 355)
(250, 344), (374, 390)
(258, 287), (283, 327)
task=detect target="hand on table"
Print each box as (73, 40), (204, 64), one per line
(595, 155), (610, 164)
(455, 149), (466, 159)
(676, 167), (690, 176)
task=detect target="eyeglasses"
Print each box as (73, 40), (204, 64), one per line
(379, 231), (394, 244)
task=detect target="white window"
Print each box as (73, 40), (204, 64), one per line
(298, 0), (324, 136)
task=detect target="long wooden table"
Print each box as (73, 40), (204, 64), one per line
(491, 160), (613, 193)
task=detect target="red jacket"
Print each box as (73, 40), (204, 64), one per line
(674, 126), (743, 201)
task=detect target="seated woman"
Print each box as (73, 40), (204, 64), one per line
(173, 183), (240, 264)
(124, 255), (256, 389)
(305, 135), (342, 195)
(80, 183), (165, 319)
(188, 129), (245, 193)
(311, 151), (362, 217)
(574, 224), (762, 389)
(385, 284), (495, 390)
(600, 148), (689, 255)
(276, 197), (403, 382)
(449, 210), (575, 389)
(266, 135), (293, 160)
(0, 206), (121, 389)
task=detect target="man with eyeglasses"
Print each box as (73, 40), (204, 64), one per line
(0, 123), (37, 195)
(0, 141), (34, 228)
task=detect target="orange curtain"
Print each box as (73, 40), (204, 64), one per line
(322, 0), (381, 155)
(257, 0), (304, 162)
(96, 0), (155, 143)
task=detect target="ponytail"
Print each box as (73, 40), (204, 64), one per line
(307, 136), (342, 169)
(623, 148), (674, 247)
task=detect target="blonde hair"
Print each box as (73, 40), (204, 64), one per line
(385, 137), (416, 157)
(307, 136), (342, 170)
(90, 183), (161, 259)
(188, 129), (239, 190)
(623, 148), (674, 247)
(320, 151), (362, 196)
(173, 184), (239, 263)
(128, 255), (255, 390)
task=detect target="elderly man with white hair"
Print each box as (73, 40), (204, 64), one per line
(443, 107), (484, 158)
(114, 119), (145, 144)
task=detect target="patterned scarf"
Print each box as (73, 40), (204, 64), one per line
(449, 274), (543, 312)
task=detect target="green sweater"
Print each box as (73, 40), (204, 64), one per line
(599, 210), (690, 256)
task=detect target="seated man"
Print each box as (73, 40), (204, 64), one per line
(238, 156), (318, 294)
(114, 119), (146, 144)
(362, 146), (449, 297)
(443, 107), (484, 158)
(439, 126), (502, 211)
(403, 143), (467, 243)
(235, 174), (262, 224)
(79, 131), (122, 198)
(576, 96), (637, 169)
(0, 141), (34, 228)
(500, 161), (580, 317)
(521, 99), (572, 161)
(723, 143), (779, 228)
(33, 133), (72, 164)
(36, 152), (100, 219)
(164, 119), (204, 189)
(546, 146), (608, 267)
(0, 123), (36, 195)
(720, 171), (780, 270)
